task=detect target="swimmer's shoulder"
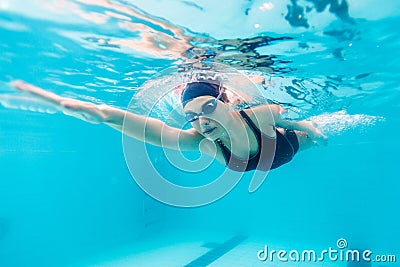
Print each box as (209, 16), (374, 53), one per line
(240, 104), (276, 127)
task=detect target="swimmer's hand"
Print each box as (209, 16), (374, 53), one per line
(248, 75), (269, 88)
(10, 80), (108, 124)
(304, 121), (328, 146)
(60, 100), (108, 124)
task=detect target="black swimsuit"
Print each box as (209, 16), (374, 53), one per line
(215, 110), (299, 172)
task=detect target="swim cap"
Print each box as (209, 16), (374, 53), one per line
(181, 81), (222, 107)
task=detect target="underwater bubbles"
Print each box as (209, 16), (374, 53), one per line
(309, 110), (385, 136)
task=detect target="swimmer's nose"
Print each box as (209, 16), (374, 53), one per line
(199, 116), (210, 127)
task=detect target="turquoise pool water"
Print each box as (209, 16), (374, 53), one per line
(0, 1), (399, 266)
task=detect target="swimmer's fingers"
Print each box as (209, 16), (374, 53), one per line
(249, 75), (265, 85)
(308, 121), (328, 146)
(10, 80), (65, 107)
(10, 80), (106, 124)
(312, 134), (328, 146)
(306, 124), (328, 147)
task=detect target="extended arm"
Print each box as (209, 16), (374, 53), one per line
(100, 105), (203, 150)
(10, 80), (203, 151)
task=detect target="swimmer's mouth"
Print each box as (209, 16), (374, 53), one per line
(203, 127), (216, 135)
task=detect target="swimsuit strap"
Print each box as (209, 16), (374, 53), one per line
(238, 110), (263, 147)
(215, 138), (231, 160)
(215, 110), (263, 167)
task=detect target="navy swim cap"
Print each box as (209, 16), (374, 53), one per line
(181, 81), (222, 107)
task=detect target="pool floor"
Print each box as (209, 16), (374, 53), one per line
(69, 231), (352, 267)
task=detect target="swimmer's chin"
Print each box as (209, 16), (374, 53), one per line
(202, 128), (224, 141)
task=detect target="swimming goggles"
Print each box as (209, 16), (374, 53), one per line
(185, 91), (223, 123)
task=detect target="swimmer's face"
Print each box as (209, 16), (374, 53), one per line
(183, 96), (230, 140)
